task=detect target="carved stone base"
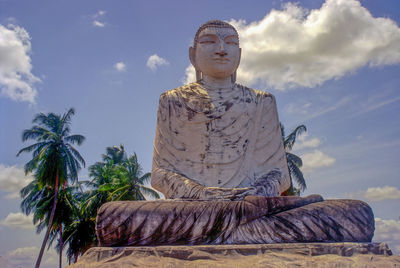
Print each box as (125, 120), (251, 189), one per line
(68, 243), (400, 268)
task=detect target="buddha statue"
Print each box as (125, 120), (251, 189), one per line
(96, 20), (374, 246)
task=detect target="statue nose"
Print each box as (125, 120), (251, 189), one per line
(216, 42), (227, 56)
(216, 51), (227, 56)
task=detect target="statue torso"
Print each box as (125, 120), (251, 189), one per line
(152, 82), (290, 189)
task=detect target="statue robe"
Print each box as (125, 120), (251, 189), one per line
(96, 83), (375, 247)
(151, 82), (290, 198)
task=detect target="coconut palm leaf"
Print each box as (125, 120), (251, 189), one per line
(17, 108), (85, 268)
(280, 123), (307, 195)
(284, 124), (306, 150)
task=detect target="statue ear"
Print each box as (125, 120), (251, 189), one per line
(189, 46), (196, 67)
(189, 46), (202, 82)
(238, 47), (242, 66)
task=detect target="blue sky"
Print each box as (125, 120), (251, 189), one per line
(0, 0), (400, 266)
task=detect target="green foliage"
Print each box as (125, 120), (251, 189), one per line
(18, 110), (164, 264)
(17, 108), (85, 187)
(18, 108), (85, 268)
(97, 153), (160, 201)
(57, 186), (97, 264)
(62, 145), (159, 263)
(280, 123), (307, 196)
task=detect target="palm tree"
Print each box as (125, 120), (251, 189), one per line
(81, 160), (117, 219)
(62, 192), (97, 264)
(60, 147), (158, 262)
(21, 173), (74, 268)
(99, 153), (160, 201)
(17, 108), (85, 268)
(102, 144), (127, 164)
(47, 186), (77, 267)
(280, 123), (307, 196)
(20, 180), (53, 235)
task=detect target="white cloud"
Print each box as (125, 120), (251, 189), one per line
(93, 20), (105, 27)
(146, 54), (169, 71)
(114, 61), (126, 72)
(351, 95), (400, 118)
(365, 186), (400, 201)
(374, 218), (400, 254)
(182, 65), (196, 84)
(285, 102), (312, 115)
(184, 0), (400, 89)
(95, 10), (106, 17)
(0, 24), (40, 103)
(6, 246), (62, 268)
(7, 247), (37, 267)
(293, 133), (322, 150)
(6, 247), (60, 267)
(349, 186), (400, 202)
(307, 96), (353, 120)
(0, 256), (14, 268)
(1, 212), (34, 230)
(92, 10), (106, 27)
(0, 164), (33, 199)
(301, 149), (335, 172)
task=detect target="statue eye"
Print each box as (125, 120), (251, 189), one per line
(226, 41), (238, 45)
(225, 36), (239, 45)
(200, 40), (216, 44)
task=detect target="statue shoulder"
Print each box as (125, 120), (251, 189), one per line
(238, 84), (276, 104)
(159, 82), (200, 103)
(253, 88), (276, 101)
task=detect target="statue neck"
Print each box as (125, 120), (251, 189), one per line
(201, 74), (234, 90)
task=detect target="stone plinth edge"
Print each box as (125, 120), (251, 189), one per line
(69, 242), (400, 268)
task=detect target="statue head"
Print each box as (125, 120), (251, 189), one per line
(189, 20), (241, 83)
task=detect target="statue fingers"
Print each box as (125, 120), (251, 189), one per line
(304, 194), (324, 203)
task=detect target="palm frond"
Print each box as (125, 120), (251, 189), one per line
(67, 144), (86, 168)
(284, 124), (307, 150)
(139, 185), (160, 199)
(65, 135), (85, 146)
(137, 172), (151, 184)
(61, 108), (75, 126)
(286, 152), (303, 167)
(280, 122), (285, 140)
(288, 161), (307, 191)
(21, 126), (50, 142)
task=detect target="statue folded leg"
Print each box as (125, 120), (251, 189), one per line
(96, 195), (374, 246)
(227, 199), (374, 244)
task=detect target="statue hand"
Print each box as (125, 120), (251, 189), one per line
(251, 169), (282, 197)
(200, 186), (255, 200)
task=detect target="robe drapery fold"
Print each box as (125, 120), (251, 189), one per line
(151, 82), (290, 196)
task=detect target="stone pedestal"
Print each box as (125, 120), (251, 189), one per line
(69, 242), (400, 268)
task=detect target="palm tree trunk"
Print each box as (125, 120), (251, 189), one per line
(59, 224), (63, 268)
(35, 175), (59, 268)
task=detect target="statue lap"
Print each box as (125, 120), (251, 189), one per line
(96, 196), (374, 246)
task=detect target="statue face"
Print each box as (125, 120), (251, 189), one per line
(190, 27), (241, 79)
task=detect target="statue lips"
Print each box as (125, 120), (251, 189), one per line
(213, 57), (230, 64)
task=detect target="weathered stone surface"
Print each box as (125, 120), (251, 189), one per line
(94, 20), (376, 248)
(69, 243), (400, 268)
(96, 196), (374, 246)
(151, 82), (291, 199)
(151, 20), (291, 201)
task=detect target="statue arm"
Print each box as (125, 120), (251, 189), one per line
(269, 94), (291, 194)
(151, 166), (203, 199)
(252, 92), (291, 196)
(150, 92), (204, 199)
(151, 166), (253, 200)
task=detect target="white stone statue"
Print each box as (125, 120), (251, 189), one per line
(96, 20), (374, 247)
(151, 20), (290, 200)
